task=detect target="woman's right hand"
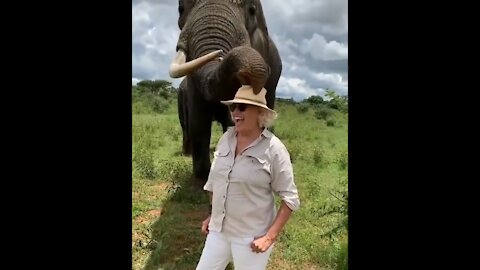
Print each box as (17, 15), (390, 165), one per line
(201, 216), (211, 235)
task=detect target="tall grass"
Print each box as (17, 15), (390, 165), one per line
(132, 91), (348, 270)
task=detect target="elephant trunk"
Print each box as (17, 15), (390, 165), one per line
(196, 46), (269, 102)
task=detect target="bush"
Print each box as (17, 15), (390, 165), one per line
(313, 146), (326, 166)
(286, 142), (302, 163)
(296, 103), (309, 114)
(151, 95), (169, 113)
(133, 144), (157, 180)
(304, 95), (324, 105)
(325, 90), (348, 113)
(326, 119), (335, 127)
(336, 150), (348, 170)
(132, 81), (177, 114)
(317, 175), (348, 239)
(315, 106), (332, 120)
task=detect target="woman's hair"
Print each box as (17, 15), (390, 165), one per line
(258, 107), (277, 128)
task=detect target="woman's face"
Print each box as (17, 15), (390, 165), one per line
(229, 103), (261, 133)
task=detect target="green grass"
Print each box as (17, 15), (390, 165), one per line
(132, 96), (348, 270)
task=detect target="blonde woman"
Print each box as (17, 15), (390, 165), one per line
(196, 85), (300, 270)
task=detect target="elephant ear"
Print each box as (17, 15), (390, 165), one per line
(236, 68), (268, 95)
(177, 0), (195, 30)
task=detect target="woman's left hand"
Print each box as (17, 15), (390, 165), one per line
(250, 235), (274, 253)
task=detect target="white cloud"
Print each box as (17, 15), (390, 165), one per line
(301, 33), (348, 61)
(132, 1), (182, 87)
(312, 72), (348, 96)
(132, 0), (348, 94)
(132, 78), (140, 85)
(277, 76), (325, 101)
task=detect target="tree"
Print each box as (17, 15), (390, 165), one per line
(137, 80), (173, 95)
(324, 89), (348, 113)
(304, 95), (324, 105)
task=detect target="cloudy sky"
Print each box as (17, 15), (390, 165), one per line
(132, 0), (348, 101)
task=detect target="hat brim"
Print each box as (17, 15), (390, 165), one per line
(221, 98), (276, 114)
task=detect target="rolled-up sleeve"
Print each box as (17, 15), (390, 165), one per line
(203, 149), (219, 192)
(271, 144), (300, 211)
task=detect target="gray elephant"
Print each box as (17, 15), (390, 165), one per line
(170, 0), (282, 187)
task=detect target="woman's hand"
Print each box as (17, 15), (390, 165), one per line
(250, 235), (274, 253)
(201, 216), (211, 235)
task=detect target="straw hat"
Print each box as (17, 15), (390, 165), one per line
(220, 85), (276, 115)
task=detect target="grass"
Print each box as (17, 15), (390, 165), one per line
(132, 97), (348, 270)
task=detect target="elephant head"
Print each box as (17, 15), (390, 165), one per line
(170, 0), (279, 103)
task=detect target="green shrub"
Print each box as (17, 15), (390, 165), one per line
(313, 146), (326, 166)
(133, 144), (157, 180)
(304, 95), (324, 105)
(326, 119), (335, 127)
(315, 106), (332, 120)
(286, 142), (302, 163)
(317, 175), (348, 239)
(336, 150), (348, 170)
(151, 95), (169, 114)
(296, 103), (309, 114)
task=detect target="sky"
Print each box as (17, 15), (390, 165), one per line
(132, 0), (348, 101)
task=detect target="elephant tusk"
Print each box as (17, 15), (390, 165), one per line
(169, 49), (223, 78)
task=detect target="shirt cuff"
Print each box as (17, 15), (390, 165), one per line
(282, 196), (300, 211)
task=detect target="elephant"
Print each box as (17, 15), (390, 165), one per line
(169, 0), (282, 188)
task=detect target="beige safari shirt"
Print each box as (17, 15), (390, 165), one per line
(204, 127), (300, 238)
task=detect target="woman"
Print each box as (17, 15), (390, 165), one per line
(196, 85), (300, 270)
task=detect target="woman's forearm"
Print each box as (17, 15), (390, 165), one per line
(266, 201), (293, 241)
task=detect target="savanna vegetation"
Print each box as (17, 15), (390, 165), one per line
(132, 80), (348, 270)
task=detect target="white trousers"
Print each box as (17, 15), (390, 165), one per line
(196, 231), (274, 270)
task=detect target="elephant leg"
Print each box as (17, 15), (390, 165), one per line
(189, 99), (213, 188)
(178, 79), (192, 155)
(214, 105), (234, 133)
(182, 94), (192, 155)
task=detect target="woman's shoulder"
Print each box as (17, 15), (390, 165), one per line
(264, 130), (289, 154)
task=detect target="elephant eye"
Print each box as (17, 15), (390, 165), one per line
(248, 5), (256, 15)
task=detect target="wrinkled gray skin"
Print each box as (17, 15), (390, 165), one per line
(173, 0), (282, 187)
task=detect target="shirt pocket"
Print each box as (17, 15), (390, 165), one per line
(211, 145), (232, 181)
(245, 155), (271, 187)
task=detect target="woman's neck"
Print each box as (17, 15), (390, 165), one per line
(236, 127), (263, 142)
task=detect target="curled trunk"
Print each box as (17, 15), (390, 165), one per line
(170, 1), (270, 101)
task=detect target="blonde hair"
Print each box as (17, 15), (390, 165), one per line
(258, 107), (277, 128)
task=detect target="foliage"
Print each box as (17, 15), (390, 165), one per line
(137, 80), (176, 96)
(275, 97), (296, 105)
(304, 95), (324, 106)
(296, 103), (310, 114)
(133, 135), (157, 180)
(314, 105), (334, 120)
(132, 82), (348, 270)
(325, 90), (348, 113)
(313, 146), (326, 166)
(132, 80), (177, 114)
(317, 175), (348, 239)
(336, 150), (348, 171)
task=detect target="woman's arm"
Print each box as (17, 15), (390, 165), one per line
(201, 191), (213, 235)
(251, 200), (293, 253)
(266, 200), (293, 241)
